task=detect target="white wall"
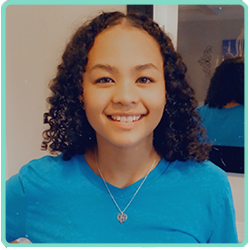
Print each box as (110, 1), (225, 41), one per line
(153, 5), (178, 49)
(6, 5), (126, 179)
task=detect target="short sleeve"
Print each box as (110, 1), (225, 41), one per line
(208, 175), (238, 243)
(6, 173), (27, 243)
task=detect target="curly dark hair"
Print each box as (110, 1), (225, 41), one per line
(42, 11), (210, 161)
(205, 57), (244, 108)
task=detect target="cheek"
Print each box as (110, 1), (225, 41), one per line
(150, 94), (166, 123)
(83, 86), (100, 110)
(83, 89), (109, 125)
(82, 90), (98, 121)
(150, 88), (166, 109)
(84, 104), (101, 134)
(83, 98), (100, 123)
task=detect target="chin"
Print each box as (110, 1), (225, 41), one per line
(107, 134), (154, 149)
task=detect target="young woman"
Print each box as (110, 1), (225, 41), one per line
(6, 11), (238, 244)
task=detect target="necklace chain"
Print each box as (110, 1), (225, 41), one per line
(95, 151), (157, 223)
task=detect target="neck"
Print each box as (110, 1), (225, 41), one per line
(85, 136), (160, 189)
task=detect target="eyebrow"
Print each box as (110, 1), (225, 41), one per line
(90, 64), (117, 73)
(90, 63), (159, 73)
(135, 63), (159, 71)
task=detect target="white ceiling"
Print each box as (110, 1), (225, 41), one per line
(178, 5), (244, 22)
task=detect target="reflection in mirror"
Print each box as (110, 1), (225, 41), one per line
(177, 5), (244, 104)
(177, 5), (244, 174)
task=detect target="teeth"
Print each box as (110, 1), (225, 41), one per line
(111, 115), (142, 122)
(120, 116), (127, 122)
(112, 116), (120, 121)
(127, 116), (133, 122)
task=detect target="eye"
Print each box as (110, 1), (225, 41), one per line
(136, 77), (153, 84)
(96, 77), (114, 83)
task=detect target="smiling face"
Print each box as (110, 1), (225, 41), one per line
(82, 23), (166, 149)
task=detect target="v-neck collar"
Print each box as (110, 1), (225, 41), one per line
(77, 154), (170, 199)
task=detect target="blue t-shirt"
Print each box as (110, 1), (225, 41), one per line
(197, 104), (244, 147)
(6, 154), (238, 244)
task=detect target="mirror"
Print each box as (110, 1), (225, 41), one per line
(177, 5), (244, 173)
(177, 5), (244, 104)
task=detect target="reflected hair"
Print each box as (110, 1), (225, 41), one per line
(42, 11), (210, 161)
(205, 57), (244, 108)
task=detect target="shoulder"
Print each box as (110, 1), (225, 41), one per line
(19, 154), (66, 176)
(235, 104), (244, 109)
(167, 159), (230, 192)
(19, 153), (83, 174)
(168, 159), (225, 174)
(232, 104), (244, 113)
(14, 154), (85, 190)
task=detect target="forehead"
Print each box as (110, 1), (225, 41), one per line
(87, 24), (163, 67)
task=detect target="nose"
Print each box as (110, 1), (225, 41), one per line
(112, 81), (139, 106)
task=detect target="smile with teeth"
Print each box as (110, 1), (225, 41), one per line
(109, 115), (144, 123)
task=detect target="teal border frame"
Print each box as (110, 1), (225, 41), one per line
(1, 0), (248, 247)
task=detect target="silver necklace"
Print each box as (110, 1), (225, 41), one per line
(95, 151), (157, 224)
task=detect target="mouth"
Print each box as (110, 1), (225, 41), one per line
(107, 115), (145, 123)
